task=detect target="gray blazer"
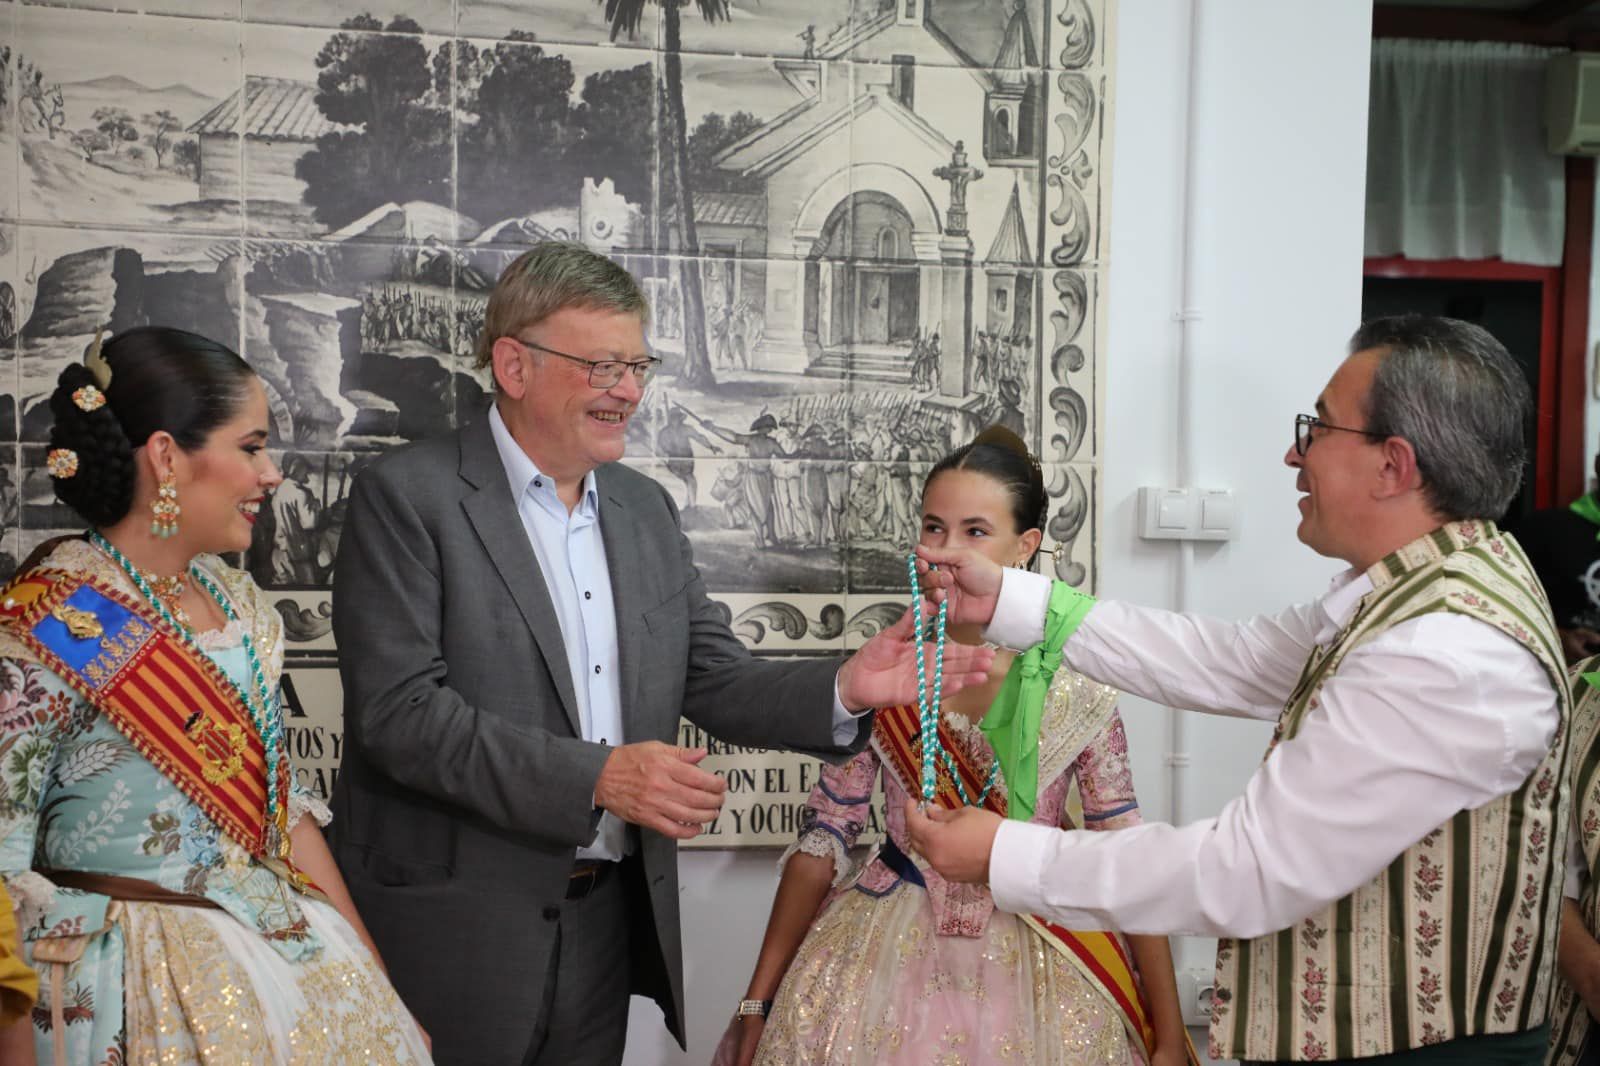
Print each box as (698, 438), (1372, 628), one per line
(328, 416), (862, 1064)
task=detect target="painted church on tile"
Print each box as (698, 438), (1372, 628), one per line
(671, 0), (1042, 400)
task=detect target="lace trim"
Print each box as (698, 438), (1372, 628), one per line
(943, 709), (978, 734)
(288, 788), (333, 831)
(193, 619), (247, 651)
(777, 829), (853, 887)
(5, 870), (57, 933)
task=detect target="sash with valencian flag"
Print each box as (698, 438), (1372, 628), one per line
(0, 566), (321, 897)
(874, 703), (1201, 1065)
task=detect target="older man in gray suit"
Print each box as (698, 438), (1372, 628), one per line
(330, 243), (990, 1065)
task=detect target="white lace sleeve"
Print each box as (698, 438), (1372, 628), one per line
(287, 786), (333, 831)
(776, 828), (854, 888)
(5, 870), (57, 933)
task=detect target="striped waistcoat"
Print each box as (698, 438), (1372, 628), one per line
(1547, 658), (1600, 1065)
(1209, 521), (1571, 1062)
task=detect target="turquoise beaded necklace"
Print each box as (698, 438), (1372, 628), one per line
(89, 531), (288, 853)
(907, 553), (997, 807)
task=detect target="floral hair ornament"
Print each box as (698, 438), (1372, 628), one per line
(83, 328), (112, 391)
(46, 448), (80, 479)
(72, 385), (106, 412)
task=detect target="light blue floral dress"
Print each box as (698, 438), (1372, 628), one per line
(0, 539), (430, 1064)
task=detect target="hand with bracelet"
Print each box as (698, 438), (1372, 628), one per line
(728, 997), (771, 1066)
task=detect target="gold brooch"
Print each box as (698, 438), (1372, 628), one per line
(71, 385), (106, 412)
(45, 449), (79, 479)
(51, 603), (104, 640)
(185, 715), (247, 785)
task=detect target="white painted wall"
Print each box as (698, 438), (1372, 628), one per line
(622, 2), (1375, 1062)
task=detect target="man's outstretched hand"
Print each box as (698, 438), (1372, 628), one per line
(595, 741), (726, 839)
(836, 598), (996, 711)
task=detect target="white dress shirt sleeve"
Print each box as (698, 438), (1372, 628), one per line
(988, 612), (1559, 937)
(984, 568), (1326, 721)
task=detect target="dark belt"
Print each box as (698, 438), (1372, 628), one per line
(39, 868), (221, 909)
(877, 836), (926, 888)
(567, 861), (614, 901)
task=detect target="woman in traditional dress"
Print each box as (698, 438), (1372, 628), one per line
(0, 881), (38, 1065)
(715, 427), (1190, 1066)
(0, 327), (432, 1064)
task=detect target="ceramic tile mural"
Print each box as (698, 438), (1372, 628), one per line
(0, 0), (1114, 832)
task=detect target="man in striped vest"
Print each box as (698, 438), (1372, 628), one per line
(1551, 661), (1600, 1065)
(908, 314), (1570, 1064)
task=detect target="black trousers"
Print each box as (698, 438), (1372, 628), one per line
(522, 859), (633, 1066)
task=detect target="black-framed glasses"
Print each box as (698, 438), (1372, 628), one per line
(513, 337), (661, 389)
(1294, 413), (1388, 457)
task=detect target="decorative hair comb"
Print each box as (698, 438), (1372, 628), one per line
(83, 328), (112, 391)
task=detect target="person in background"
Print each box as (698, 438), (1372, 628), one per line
(1550, 660), (1600, 1065)
(0, 881), (38, 1066)
(1510, 447), (1600, 664)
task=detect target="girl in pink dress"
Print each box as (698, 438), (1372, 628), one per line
(716, 428), (1189, 1066)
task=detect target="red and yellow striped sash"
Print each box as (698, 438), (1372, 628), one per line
(0, 568), (316, 893)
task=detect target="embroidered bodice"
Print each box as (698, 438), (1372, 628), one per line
(786, 668), (1138, 938)
(0, 540), (330, 963)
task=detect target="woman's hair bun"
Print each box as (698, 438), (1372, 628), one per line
(47, 361), (137, 526)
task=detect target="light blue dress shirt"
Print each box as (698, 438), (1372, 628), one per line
(489, 406), (629, 860)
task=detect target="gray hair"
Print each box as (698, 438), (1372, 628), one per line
(473, 242), (649, 370)
(1351, 314), (1529, 520)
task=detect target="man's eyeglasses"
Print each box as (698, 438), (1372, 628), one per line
(1293, 413), (1388, 457)
(513, 337), (662, 389)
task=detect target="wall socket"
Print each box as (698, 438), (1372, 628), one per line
(1176, 966), (1216, 1027)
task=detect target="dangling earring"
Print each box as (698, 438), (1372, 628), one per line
(151, 473), (181, 539)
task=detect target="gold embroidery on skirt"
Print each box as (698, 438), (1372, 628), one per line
(120, 902), (415, 1064)
(757, 887), (1139, 1065)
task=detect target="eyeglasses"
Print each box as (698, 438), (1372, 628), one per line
(1293, 413), (1388, 457)
(513, 338), (661, 389)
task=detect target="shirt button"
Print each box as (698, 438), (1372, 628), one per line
(542, 906), (559, 922)
(584, 591), (592, 600)
(534, 479), (542, 488)
(594, 665), (602, 674)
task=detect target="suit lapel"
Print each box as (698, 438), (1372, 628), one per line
(457, 418), (583, 736)
(597, 467), (645, 725)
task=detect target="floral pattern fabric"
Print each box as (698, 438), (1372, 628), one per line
(0, 540), (427, 1065)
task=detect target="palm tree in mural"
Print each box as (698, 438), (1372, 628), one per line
(602, 0), (725, 389)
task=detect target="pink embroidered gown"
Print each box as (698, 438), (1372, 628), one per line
(748, 671), (1151, 1066)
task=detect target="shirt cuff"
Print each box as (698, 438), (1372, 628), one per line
(830, 675), (869, 746)
(988, 817), (1061, 917)
(982, 568), (1052, 651)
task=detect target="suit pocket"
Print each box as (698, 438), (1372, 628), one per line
(641, 580), (692, 635)
(346, 842), (454, 888)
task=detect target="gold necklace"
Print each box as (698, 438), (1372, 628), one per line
(94, 539), (194, 629)
(146, 572), (190, 629)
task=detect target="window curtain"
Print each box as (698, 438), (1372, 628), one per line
(1365, 39), (1566, 267)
